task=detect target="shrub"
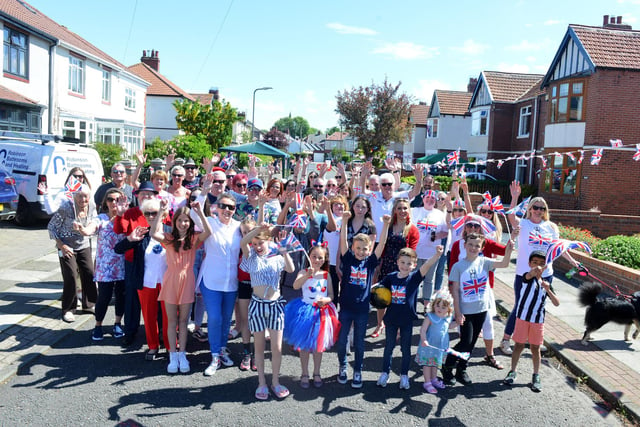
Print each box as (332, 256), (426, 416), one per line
(592, 235), (640, 270)
(93, 142), (126, 179)
(558, 224), (600, 249)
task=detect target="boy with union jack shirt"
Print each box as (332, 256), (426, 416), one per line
(376, 246), (443, 390)
(442, 233), (513, 386)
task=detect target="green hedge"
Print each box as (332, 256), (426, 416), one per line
(593, 235), (640, 270)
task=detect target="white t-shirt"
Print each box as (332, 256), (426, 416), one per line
(411, 207), (447, 259)
(323, 217), (342, 266)
(143, 238), (167, 288)
(197, 216), (242, 292)
(367, 190), (409, 242)
(515, 219), (558, 276)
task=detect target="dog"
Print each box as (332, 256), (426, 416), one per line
(578, 282), (640, 346)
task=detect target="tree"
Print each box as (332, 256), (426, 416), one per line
(143, 134), (213, 166)
(94, 142), (127, 176)
(325, 126), (340, 135)
(263, 127), (288, 150)
(335, 78), (413, 164)
(173, 98), (238, 150)
(273, 115), (311, 139)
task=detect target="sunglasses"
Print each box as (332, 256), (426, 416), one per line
(438, 198), (446, 202)
(480, 209), (493, 215)
(465, 223), (481, 228)
(143, 211), (158, 217)
(381, 182), (393, 187)
(226, 175), (236, 179)
(217, 203), (236, 211)
(335, 175), (343, 179)
(248, 186), (261, 191)
(213, 180), (226, 185)
(112, 170), (125, 174)
(326, 183), (337, 187)
(185, 166), (197, 170)
(172, 174), (184, 178)
(106, 197), (119, 203)
(453, 208), (465, 213)
(531, 205), (547, 211)
(73, 174), (84, 179)
(313, 185), (324, 189)
(236, 183), (248, 188)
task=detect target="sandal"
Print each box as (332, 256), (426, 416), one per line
(255, 385), (269, 400)
(228, 329), (240, 340)
(271, 384), (290, 399)
(300, 375), (310, 389)
(313, 374), (323, 388)
(484, 354), (504, 370)
(423, 381), (438, 394)
(370, 325), (385, 338)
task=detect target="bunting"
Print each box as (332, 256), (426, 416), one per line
(590, 149), (603, 165)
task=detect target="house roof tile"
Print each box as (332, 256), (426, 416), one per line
(191, 93), (213, 106)
(127, 63), (194, 100)
(570, 24), (640, 70)
(409, 103), (429, 125)
(327, 131), (349, 140)
(434, 90), (472, 115)
(482, 71), (544, 103)
(0, 84), (38, 105)
(0, 0), (126, 69)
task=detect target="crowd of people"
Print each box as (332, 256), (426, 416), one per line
(46, 152), (578, 399)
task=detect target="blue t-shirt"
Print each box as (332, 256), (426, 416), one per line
(380, 270), (424, 325)
(339, 250), (379, 313)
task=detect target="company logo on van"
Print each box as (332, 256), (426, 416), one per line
(53, 156), (66, 174)
(0, 149), (30, 170)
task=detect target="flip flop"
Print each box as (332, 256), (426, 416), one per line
(271, 384), (290, 399)
(255, 385), (269, 400)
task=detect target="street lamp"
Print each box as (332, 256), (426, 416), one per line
(251, 87), (273, 141)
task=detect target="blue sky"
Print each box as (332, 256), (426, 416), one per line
(29, 0), (639, 132)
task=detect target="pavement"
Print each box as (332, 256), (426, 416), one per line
(0, 245), (639, 423)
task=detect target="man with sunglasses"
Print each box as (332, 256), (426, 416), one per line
(225, 169), (237, 192)
(182, 158), (201, 190)
(204, 169), (230, 207)
(94, 163), (134, 210)
(233, 178), (263, 222)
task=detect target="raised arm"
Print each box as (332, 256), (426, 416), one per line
(374, 214), (392, 259)
(419, 245), (444, 276)
(150, 199), (169, 242)
(507, 180), (521, 228)
(192, 201), (212, 242)
(240, 222), (269, 259)
(407, 164), (424, 200)
(131, 150), (146, 190)
(340, 211), (351, 256)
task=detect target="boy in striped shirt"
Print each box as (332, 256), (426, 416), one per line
(503, 250), (559, 392)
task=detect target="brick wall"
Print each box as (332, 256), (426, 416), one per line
(551, 209), (640, 238)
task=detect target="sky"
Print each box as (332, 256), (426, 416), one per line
(28, 0), (640, 133)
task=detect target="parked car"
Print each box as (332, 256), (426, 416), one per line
(465, 172), (498, 181)
(0, 162), (18, 221)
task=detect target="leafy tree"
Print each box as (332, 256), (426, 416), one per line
(263, 127), (288, 150)
(94, 142), (127, 177)
(143, 134), (213, 166)
(174, 98), (238, 150)
(325, 126), (340, 135)
(273, 116), (311, 139)
(335, 78), (413, 165)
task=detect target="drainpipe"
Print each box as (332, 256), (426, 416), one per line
(48, 42), (57, 134)
(528, 95), (539, 185)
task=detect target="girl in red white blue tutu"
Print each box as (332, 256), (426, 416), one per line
(284, 244), (340, 388)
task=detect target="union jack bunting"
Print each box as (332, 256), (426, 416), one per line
(545, 239), (592, 265)
(64, 176), (83, 200)
(634, 144), (640, 162)
(447, 150), (460, 167)
(566, 152), (576, 162)
(506, 196), (530, 217)
(287, 193), (308, 229)
(591, 148), (603, 165)
(462, 275), (488, 298)
(528, 231), (555, 247)
(577, 150), (585, 164)
(610, 138), (623, 148)
(541, 157), (547, 168)
(497, 160), (504, 169)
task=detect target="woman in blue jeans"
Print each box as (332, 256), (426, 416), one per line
(193, 186), (242, 376)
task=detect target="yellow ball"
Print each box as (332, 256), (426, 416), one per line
(370, 285), (392, 308)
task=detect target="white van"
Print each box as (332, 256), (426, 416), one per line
(0, 131), (104, 225)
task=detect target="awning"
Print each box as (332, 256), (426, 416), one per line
(219, 141), (289, 158)
(416, 152), (447, 164)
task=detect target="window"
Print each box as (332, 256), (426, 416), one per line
(123, 126), (142, 154)
(125, 88), (136, 110)
(427, 118), (438, 138)
(68, 55), (84, 94)
(471, 109), (488, 136)
(518, 106), (532, 137)
(62, 119), (93, 143)
(543, 152), (578, 195)
(3, 27), (28, 78)
(549, 80), (585, 123)
(102, 70), (111, 102)
(97, 125), (121, 144)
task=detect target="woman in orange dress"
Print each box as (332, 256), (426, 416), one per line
(151, 200), (212, 374)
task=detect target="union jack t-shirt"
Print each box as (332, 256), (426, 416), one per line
(379, 270), (424, 324)
(449, 256), (495, 315)
(339, 250), (379, 313)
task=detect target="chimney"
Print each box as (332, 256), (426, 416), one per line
(603, 15), (632, 30)
(467, 77), (478, 93)
(208, 87), (220, 102)
(141, 49), (160, 71)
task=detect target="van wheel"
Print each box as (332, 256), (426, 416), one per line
(15, 196), (35, 226)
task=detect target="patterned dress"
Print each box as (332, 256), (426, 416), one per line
(415, 313), (453, 368)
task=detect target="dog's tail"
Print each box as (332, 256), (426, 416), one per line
(579, 282), (602, 307)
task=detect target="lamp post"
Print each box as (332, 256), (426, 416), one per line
(251, 87), (273, 141)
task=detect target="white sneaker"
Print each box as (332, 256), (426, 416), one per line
(377, 372), (389, 388)
(204, 355), (220, 376)
(167, 352), (179, 374)
(62, 311), (75, 323)
(178, 352), (190, 373)
(399, 375), (410, 390)
(219, 347), (234, 367)
(540, 344), (548, 353)
(500, 339), (513, 355)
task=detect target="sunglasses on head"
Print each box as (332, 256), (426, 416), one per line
(531, 205), (546, 211)
(217, 202), (236, 211)
(380, 182), (393, 187)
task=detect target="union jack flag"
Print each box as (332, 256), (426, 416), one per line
(577, 150), (585, 164)
(479, 217), (496, 235)
(528, 231), (554, 247)
(462, 275), (488, 298)
(610, 138), (623, 148)
(64, 176), (82, 200)
(349, 266), (367, 287)
(458, 164), (466, 179)
(482, 191), (492, 204)
(447, 150), (460, 167)
(266, 232), (305, 257)
(219, 153), (235, 170)
(506, 196), (530, 217)
(634, 144), (640, 162)
(489, 196), (505, 214)
(391, 285), (406, 304)
(416, 218), (437, 232)
(287, 193), (308, 229)
(545, 239), (592, 265)
(450, 215), (467, 233)
(591, 148), (603, 165)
